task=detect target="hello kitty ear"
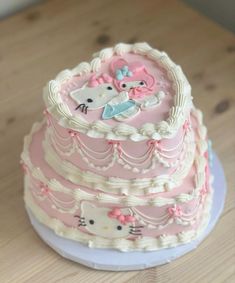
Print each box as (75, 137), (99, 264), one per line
(110, 58), (129, 77)
(69, 89), (81, 103)
(69, 83), (87, 102)
(81, 201), (95, 212)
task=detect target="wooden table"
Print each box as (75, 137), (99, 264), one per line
(0, 0), (234, 282)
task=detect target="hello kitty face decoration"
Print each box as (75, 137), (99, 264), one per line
(70, 74), (123, 113)
(76, 202), (142, 239)
(69, 57), (165, 120)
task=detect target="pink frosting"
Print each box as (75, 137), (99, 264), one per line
(23, 48), (212, 243)
(24, 112), (210, 238)
(59, 54), (174, 128)
(29, 123), (196, 199)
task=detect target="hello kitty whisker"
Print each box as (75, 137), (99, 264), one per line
(81, 105), (85, 113)
(130, 229), (142, 233)
(78, 223), (87, 227)
(75, 103), (86, 111)
(80, 104), (88, 115)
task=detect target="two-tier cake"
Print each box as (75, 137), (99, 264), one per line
(21, 43), (212, 251)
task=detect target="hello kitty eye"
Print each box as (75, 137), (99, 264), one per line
(87, 98), (93, 103)
(107, 86), (113, 90)
(89, 219), (95, 225)
(139, 81), (145, 86)
(117, 225), (122, 230)
(121, 83), (126, 88)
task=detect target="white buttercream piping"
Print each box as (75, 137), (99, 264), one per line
(24, 180), (213, 252)
(42, 137), (195, 195)
(28, 171), (203, 229)
(22, 109), (213, 250)
(46, 122), (193, 173)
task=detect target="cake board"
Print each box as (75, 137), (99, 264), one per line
(25, 152), (226, 271)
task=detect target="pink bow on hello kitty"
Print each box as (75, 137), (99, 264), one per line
(88, 74), (113, 87)
(108, 208), (135, 225)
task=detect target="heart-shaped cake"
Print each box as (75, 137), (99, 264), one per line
(21, 43), (213, 251)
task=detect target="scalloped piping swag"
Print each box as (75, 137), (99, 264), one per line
(24, 176), (213, 251)
(22, 105), (213, 251)
(21, 109), (208, 206)
(45, 115), (194, 173)
(43, 43), (192, 141)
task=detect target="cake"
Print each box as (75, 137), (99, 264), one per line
(21, 42), (213, 252)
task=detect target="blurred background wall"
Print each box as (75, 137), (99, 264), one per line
(0, 0), (41, 19)
(184, 0), (235, 33)
(0, 0), (234, 33)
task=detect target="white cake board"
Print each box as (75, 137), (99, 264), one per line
(26, 152), (226, 271)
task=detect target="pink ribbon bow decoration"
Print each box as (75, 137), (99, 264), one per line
(88, 74), (113, 87)
(39, 182), (50, 195)
(108, 208), (135, 225)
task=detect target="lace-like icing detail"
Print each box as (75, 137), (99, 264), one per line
(46, 116), (194, 173)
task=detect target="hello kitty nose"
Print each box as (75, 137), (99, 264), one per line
(103, 226), (108, 230)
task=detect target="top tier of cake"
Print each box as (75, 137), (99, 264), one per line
(43, 43), (192, 142)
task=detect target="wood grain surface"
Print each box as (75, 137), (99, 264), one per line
(0, 0), (234, 282)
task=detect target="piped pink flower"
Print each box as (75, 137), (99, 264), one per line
(168, 205), (183, 218)
(43, 109), (51, 126)
(68, 130), (78, 137)
(200, 185), (209, 204)
(39, 183), (50, 195)
(183, 120), (190, 131)
(200, 185), (208, 196)
(107, 140), (120, 146)
(108, 208), (135, 225)
(147, 139), (161, 147)
(20, 162), (28, 174)
(108, 140), (122, 156)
